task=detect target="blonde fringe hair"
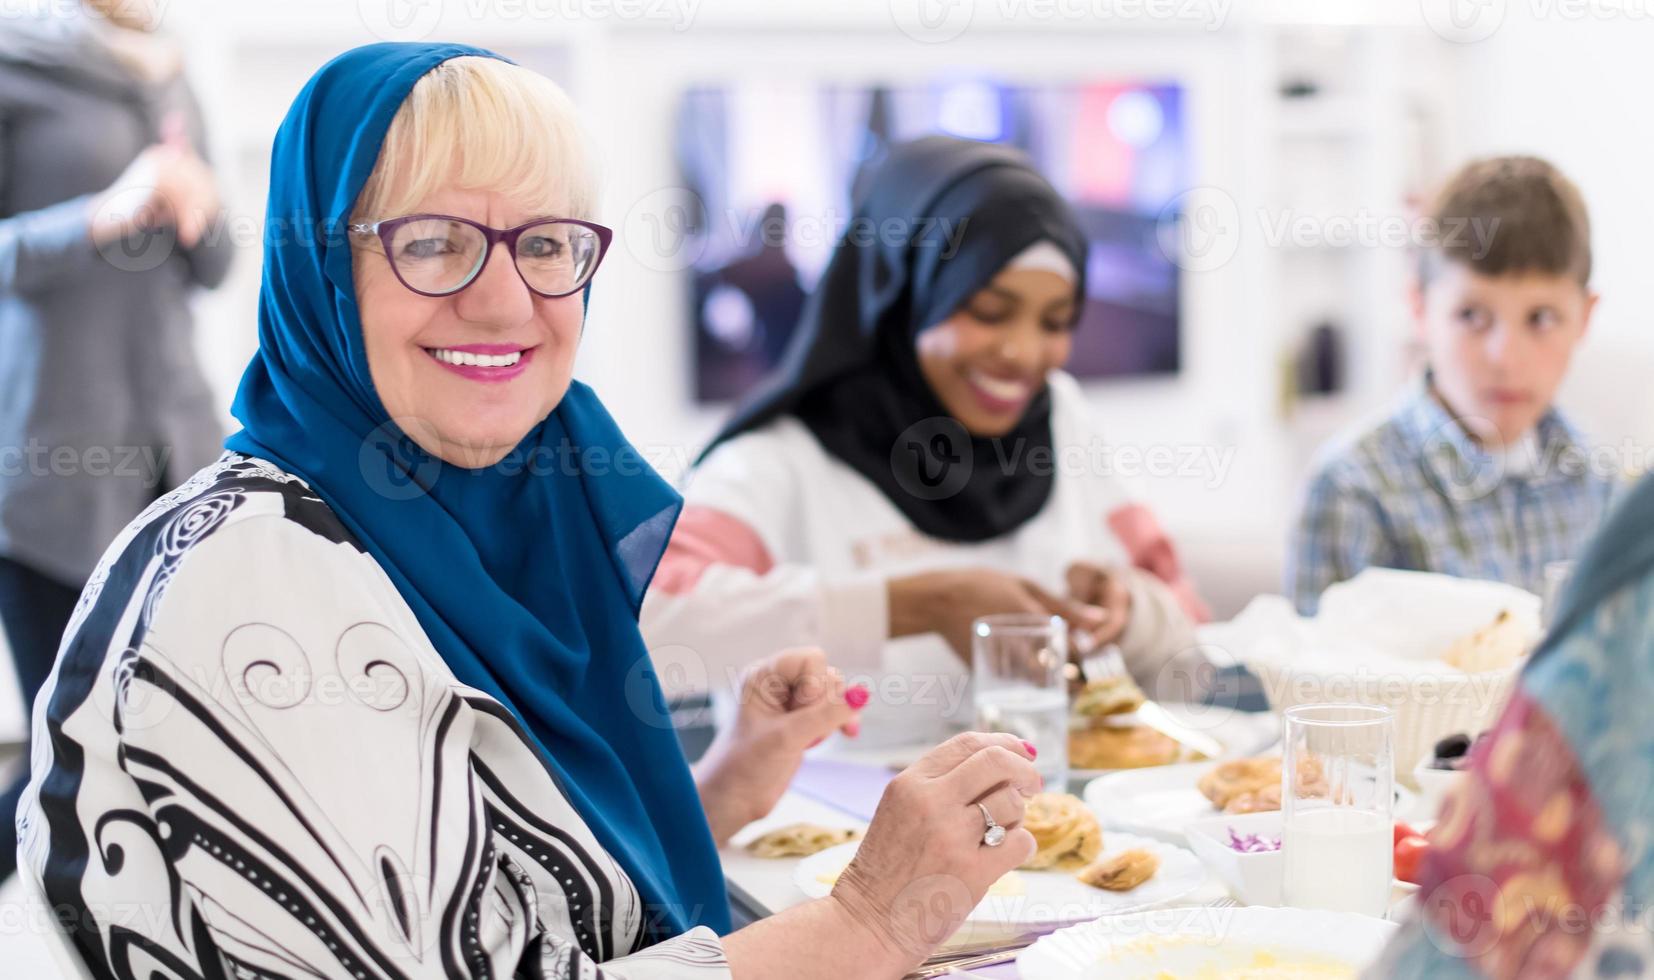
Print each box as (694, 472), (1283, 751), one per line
(353, 56), (596, 223)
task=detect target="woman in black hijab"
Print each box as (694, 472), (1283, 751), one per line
(644, 136), (1210, 747)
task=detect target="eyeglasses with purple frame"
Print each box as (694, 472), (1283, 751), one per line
(347, 214), (614, 299)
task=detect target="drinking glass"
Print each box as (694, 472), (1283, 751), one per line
(972, 614), (1069, 790)
(1280, 704), (1395, 917)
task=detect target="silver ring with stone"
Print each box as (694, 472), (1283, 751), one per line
(976, 802), (1006, 847)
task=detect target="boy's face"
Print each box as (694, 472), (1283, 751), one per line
(1414, 264), (1598, 447)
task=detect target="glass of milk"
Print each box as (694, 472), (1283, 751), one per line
(972, 614), (1069, 791)
(1280, 703), (1395, 918)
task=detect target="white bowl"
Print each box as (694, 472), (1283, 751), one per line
(1185, 810), (1427, 911)
(1183, 810), (1285, 906)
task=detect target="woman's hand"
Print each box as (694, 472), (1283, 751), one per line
(693, 648), (867, 845)
(830, 732), (1042, 969)
(87, 114), (221, 249)
(888, 568), (1107, 661)
(1065, 561), (1133, 649)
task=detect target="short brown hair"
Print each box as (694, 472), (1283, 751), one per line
(1419, 156), (1592, 288)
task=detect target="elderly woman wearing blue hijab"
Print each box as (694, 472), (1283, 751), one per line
(15, 44), (1042, 979)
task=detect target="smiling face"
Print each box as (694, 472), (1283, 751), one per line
(347, 56), (595, 469)
(914, 266), (1079, 437)
(1415, 263), (1597, 447)
(354, 188), (585, 468)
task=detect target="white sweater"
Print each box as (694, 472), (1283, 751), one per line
(641, 372), (1209, 746)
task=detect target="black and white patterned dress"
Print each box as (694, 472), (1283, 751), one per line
(16, 453), (731, 979)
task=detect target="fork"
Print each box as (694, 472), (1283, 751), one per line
(1075, 642), (1226, 760)
(905, 944), (1029, 978)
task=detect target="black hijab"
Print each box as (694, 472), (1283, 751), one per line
(702, 136), (1090, 543)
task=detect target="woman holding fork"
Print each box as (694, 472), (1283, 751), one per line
(643, 136), (1213, 745)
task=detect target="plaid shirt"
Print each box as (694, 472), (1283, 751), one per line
(1287, 380), (1618, 615)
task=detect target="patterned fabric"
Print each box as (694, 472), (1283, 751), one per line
(1288, 378), (1616, 614)
(17, 453), (730, 979)
(1369, 563), (1654, 978)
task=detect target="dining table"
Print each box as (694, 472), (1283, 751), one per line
(718, 682), (1423, 979)
(722, 753), (1254, 978)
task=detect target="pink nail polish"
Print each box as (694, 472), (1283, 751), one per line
(1021, 740), (1038, 759)
(845, 685), (870, 709)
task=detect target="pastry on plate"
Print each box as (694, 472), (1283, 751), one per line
(1019, 792), (1104, 871)
(1069, 723), (1182, 771)
(1072, 675), (1146, 720)
(1075, 848), (1160, 891)
(1198, 756), (1328, 814)
(745, 823), (861, 858)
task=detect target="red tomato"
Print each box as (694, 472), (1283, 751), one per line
(1394, 835), (1430, 884)
(1393, 821), (1421, 846)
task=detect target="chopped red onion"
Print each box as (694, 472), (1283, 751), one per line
(1227, 828), (1283, 853)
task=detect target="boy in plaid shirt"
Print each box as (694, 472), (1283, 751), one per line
(1288, 157), (1617, 615)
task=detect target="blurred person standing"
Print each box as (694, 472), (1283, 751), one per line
(0, 0), (231, 880)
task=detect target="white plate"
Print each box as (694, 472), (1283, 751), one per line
(1017, 905), (1399, 978)
(1068, 707), (1280, 782)
(1083, 762), (1421, 845)
(792, 832), (1206, 928)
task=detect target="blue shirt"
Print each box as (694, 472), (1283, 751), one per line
(1287, 379), (1617, 614)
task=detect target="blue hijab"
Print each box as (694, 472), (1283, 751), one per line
(225, 42), (729, 938)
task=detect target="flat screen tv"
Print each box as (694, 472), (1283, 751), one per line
(677, 78), (1189, 403)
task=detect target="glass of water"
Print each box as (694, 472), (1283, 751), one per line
(972, 614), (1069, 790)
(1281, 704), (1395, 917)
